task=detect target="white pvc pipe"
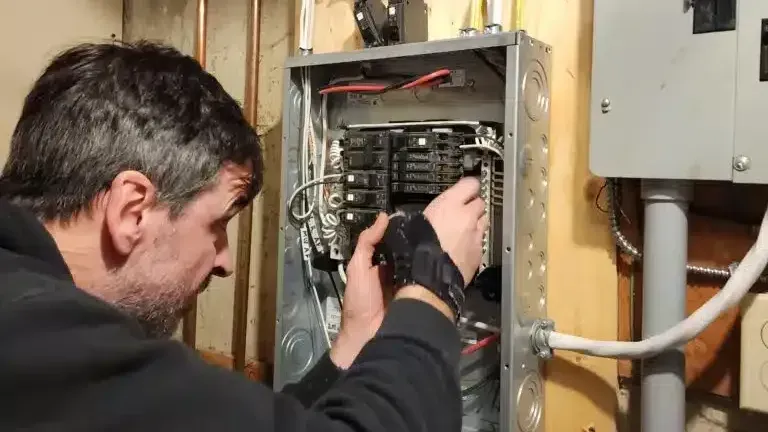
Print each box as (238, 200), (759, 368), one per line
(547, 204), (768, 359)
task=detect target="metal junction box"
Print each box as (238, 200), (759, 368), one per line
(274, 32), (551, 432)
(589, 0), (768, 184)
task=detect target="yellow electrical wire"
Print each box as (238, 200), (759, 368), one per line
(470, 0), (485, 30)
(515, 0), (524, 29)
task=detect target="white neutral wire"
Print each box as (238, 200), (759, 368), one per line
(338, 262), (347, 284)
(294, 68), (315, 222)
(459, 144), (503, 159)
(459, 137), (504, 159)
(459, 317), (501, 334)
(288, 174), (343, 224)
(547, 204), (768, 359)
(329, 140), (343, 171)
(310, 282), (332, 349)
(298, 0), (315, 51)
(317, 95), (329, 212)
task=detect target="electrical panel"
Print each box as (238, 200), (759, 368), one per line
(589, 0), (768, 184)
(331, 123), (503, 271)
(274, 32), (551, 432)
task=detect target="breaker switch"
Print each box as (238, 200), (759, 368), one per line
(692, 0), (736, 34)
(343, 189), (388, 208)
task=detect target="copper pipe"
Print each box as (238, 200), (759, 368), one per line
(232, 0), (262, 373)
(183, 0), (208, 349)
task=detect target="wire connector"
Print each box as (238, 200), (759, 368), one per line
(531, 319), (555, 360)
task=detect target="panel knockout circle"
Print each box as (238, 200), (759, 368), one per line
(522, 60), (550, 122)
(281, 327), (315, 378)
(516, 371), (544, 432)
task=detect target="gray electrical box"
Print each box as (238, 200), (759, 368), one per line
(274, 32), (551, 432)
(589, 0), (768, 184)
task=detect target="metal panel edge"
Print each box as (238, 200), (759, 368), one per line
(500, 34), (550, 432)
(273, 68), (297, 389)
(732, 1), (768, 184)
(500, 41), (521, 432)
(285, 32), (521, 69)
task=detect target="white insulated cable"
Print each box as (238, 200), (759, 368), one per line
(299, 0), (315, 51)
(338, 262), (347, 284)
(488, 0), (503, 27)
(546, 204), (768, 359)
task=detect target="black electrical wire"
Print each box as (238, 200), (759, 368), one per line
(327, 270), (343, 310)
(595, 180), (609, 213)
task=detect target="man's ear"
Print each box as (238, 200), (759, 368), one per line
(104, 170), (157, 256)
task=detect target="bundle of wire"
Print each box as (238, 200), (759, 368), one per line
(318, 69), (453, 95)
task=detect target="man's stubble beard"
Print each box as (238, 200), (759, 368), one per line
(107, 240), (212, 339)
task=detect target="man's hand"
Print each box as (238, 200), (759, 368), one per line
(330, 177), (489, 368)
(423, 177), (488, 285)
(330, 213), (389, 370)
(395, 177), (489, 319)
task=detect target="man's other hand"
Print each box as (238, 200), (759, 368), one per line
(394, 177), (489, 321)
(330, 213), (389, 370)
(330, 177), (489, 368)
(423, 177), (488, 285)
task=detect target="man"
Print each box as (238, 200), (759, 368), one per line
(0, 41), (488, 431)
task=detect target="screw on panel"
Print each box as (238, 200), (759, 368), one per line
(600, 98), (611, 113)
(459, 28), (478, 37)
(734, 155), (751, 172)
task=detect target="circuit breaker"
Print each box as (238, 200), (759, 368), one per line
(274, 32), (551, 432)
(589, 0), (768, 185)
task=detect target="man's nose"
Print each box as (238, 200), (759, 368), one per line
(212, 248), (234, 277)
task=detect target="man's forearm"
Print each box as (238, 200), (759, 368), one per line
(310, 297), (462, 431)
(282, 291), (460, 420)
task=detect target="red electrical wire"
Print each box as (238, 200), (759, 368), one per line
(400, 69), (451, 89)
(318, 84), (387, 95)
(462, 333), (500, 356)
(318, 68), (453, 95)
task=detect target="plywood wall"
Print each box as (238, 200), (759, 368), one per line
(0, 0), (123, 162)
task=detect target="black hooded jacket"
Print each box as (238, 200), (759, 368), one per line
(0, 199), (462, 431)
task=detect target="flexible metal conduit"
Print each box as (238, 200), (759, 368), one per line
(607, 178), (732, 279)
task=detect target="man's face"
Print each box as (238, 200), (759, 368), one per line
(107, 163), (251, 338)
